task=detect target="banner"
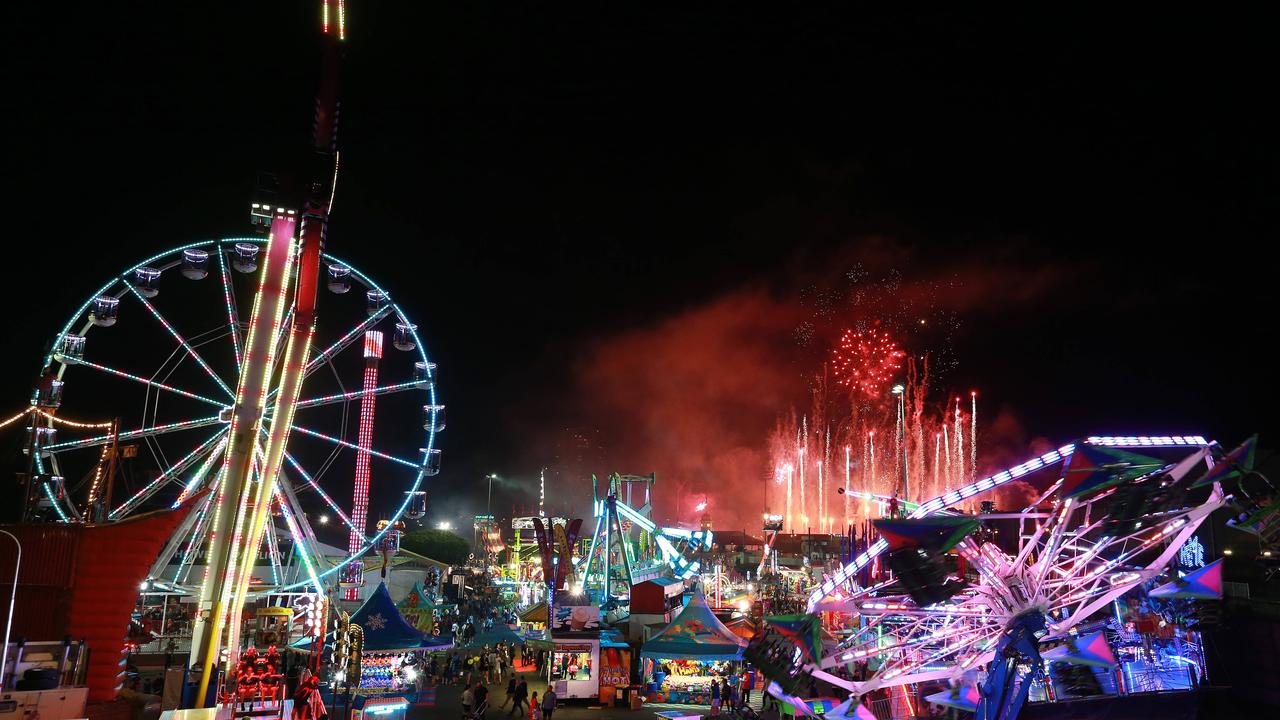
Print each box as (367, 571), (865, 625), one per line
(532, 517), (555, 588)
(554, 518), (583, 590)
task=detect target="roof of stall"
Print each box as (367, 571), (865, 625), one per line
(640, 589), (746, 661)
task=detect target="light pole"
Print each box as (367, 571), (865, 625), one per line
(486, 474), (498, 516)
(1, 530), (20, 693)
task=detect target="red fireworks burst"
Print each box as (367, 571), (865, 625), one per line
(831, 326), (906, 397)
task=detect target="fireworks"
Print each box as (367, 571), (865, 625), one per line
(768, 329), (980, 531)
(831, 326), (906, 397)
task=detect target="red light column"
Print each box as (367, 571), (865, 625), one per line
(345, 330), (383, 599)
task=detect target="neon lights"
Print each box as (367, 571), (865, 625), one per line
(292, 424), (420, 469)
(346, 330), (383, 600)
(1084, 435), (1208, 447)
(109, 429), (229, 518)
(42, 415), (223, 451)
(173, 436), (230, 506)
(125, 284), (235, 399)
(217, 242), (243, 369)
(292, 380), (422, 409)
(284, 452), (363, 541)
(75, 358), (226, 408)
(300, 309), (389, 377)
(33, 409), (113, 429)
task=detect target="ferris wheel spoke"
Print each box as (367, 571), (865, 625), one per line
(176, 484), (220, 585)
(74, 358), (228, 409)
(292, 379), (426, 410)
(109, 428), (229, 519)
(217, 242), (244, 370)
(302, 307), (391, 378)
(282, 451), (368, 545)
(151, 486), (217, 582)
(125, 285), (237, 400)
(43, 415), (225, 452)
(291, 423), (421, 469)
(273, 475), (326, 592)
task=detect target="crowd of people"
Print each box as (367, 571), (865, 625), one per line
(436, 640), (560, 720)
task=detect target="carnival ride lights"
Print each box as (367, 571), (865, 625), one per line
(578, 474), (712, 598)
(345, 330), (384, 600)
(33, 238), (443, 592)
(777, 434), (1233, 709)
(17, 6), (425, 705)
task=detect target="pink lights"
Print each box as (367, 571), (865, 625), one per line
(345, 330), (383, 600)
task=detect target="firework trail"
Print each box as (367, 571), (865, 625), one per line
(971, 391), (978, 486)
(766, 324), (979, 531)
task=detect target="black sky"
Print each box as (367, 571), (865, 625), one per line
(2, 3), (1276, 526)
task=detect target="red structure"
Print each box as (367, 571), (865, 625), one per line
(344, 330), (383, 600)
(0, 499), (201, 701)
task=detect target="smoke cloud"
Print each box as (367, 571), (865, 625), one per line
(547, 242), (1076, 531)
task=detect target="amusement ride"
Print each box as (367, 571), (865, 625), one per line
(18, 0), (443, 706)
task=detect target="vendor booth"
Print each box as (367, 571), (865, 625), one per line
(395, 580), (436, 634)
(640, 590), (747, 705)
(307, 583), (451, 703)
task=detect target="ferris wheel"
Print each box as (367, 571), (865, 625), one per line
(777, 434), (1239, 710)
(28, 237), (443, 596)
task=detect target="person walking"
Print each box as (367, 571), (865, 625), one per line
(474, 681), (489, 719)
(462, 685), (475, 719)
(743, 667), (755, 705)
(541, 688), (557, 720)
(508, 678), (529, 717)
(528, 691), (540, 720)
(503, 676), (517, 710)
(710, 675), (722, 715)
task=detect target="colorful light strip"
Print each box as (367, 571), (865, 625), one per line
(217, 241), (243, 369)
(291, 424), (420, 469)
(292, 380), (422, 410)
(217, 217), (299, 665)
(32, 409), (113, 429)
(43, 415), (223, 451)
(272, 484), (323, 592)
(808, 434), (1214, 610)
(75, 358), (227, 408)
(125, 284), (236, 399)
(283, 452), (364, 541)
(0, 407), (33, 429)
(109, 429), (229, 518)
(173, 436), (230, 506)
(302, 309), (389, 376)
(345, 331), (383, 600)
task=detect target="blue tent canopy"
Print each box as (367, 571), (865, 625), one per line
(353, 582), (432, 652)
(641, 589), (746, 661)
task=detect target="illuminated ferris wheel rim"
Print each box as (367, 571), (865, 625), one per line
(37, 236), (441, 594)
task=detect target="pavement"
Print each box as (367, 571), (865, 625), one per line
(406, 667), (764, 720)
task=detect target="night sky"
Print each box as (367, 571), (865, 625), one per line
(2, 3), (1275, 531)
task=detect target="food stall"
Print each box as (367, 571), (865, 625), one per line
(640, 590), (747, 704)
(544, 595), (604, 699)
(548, 637), (600, 699)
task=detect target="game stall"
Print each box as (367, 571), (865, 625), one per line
(315, 583), (450, 703)
(640, 590), (747, 704)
